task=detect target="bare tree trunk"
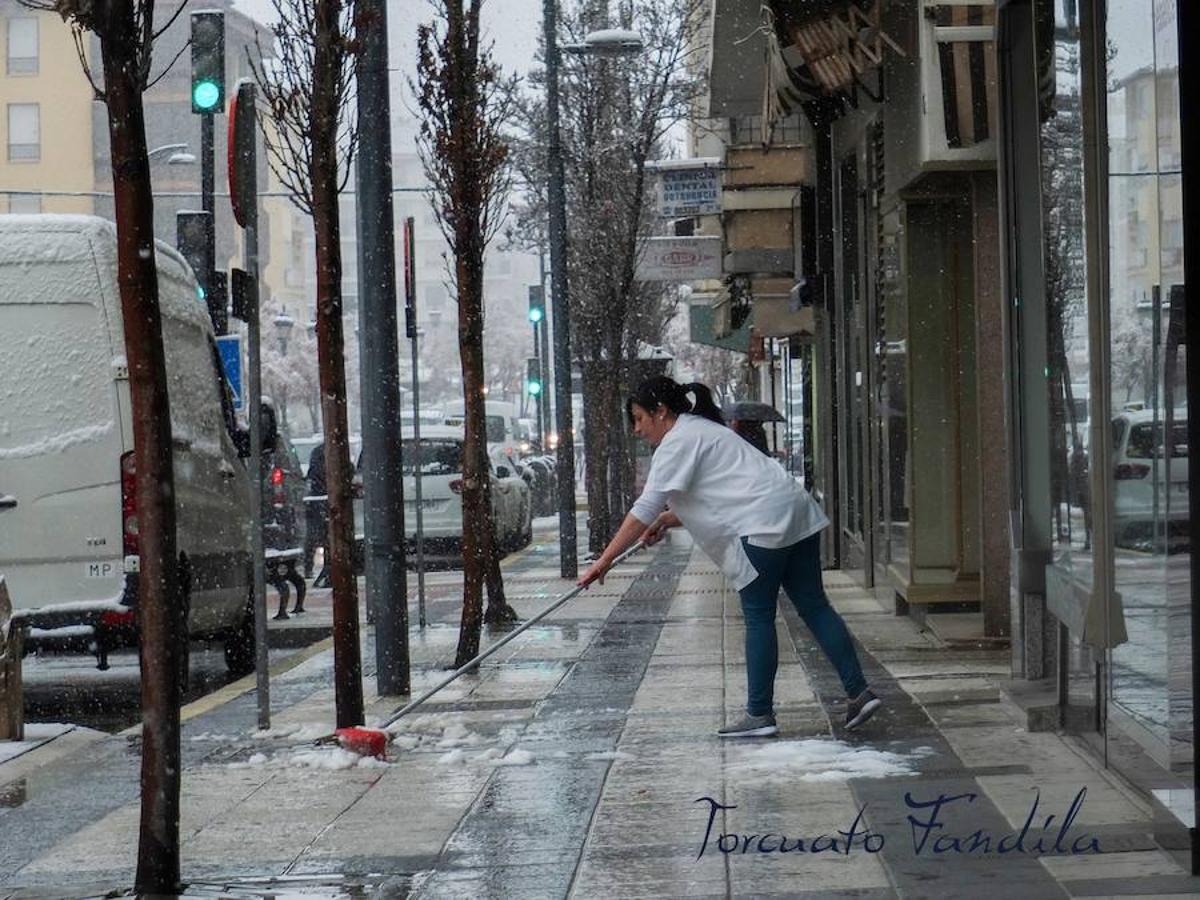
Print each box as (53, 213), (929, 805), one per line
(98, 12), (183, 892)
(483, 517), (517, 624)
(456, 241), (490, 662)
(313, 0), (362, 727)
(582, 371), (613, 552)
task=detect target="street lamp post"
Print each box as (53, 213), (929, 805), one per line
(543, 0), (578, 578)
(147, 142), (195, 165)
(274, 306), (294, 356)
(543, 21), (645, 576)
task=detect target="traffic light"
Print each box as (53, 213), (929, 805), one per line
(526, 357), (543, 396)
(191, 11), (225, 114)
(528, 285), (544, 324)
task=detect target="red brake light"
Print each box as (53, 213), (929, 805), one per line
(1115, 463), (1151, 480)
(449, 479), (464, 494)
(100, 609), (135, 628)
(120, 451), (138, 557)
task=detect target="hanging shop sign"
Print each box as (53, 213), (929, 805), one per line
(648, 158), (721, 217)
(635, 236), (723, 281)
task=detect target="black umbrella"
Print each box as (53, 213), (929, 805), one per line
(724, 401), (785, 423)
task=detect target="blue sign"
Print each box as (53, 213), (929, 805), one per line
(216, 334), (244, 410)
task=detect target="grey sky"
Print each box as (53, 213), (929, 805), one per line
(232, 0), (544, 79)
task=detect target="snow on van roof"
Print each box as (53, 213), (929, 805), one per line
(0, 215), (210, 330)
(407, 425), (464, 440)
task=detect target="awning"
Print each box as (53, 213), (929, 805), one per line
(764, 0), (905, 128)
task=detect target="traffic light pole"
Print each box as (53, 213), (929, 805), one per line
(540, 305), (551, 449)
(201, 114), (218, 333)
(532, 324), (544, 451)
(405, 218), (427, 629)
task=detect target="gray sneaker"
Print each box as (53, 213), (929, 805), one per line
(845, 688), (882, 730)
(718, 713), (778, 738)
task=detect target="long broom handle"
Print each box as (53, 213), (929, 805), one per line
(380, 541), (646, 730)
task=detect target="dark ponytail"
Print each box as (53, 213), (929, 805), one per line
(626, 375), (724, 426)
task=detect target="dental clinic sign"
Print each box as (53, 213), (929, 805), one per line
(649, 158), (721, 217)
(635, 236), (723, 282)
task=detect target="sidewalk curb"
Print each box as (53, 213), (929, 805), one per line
(128, 635), (337, 734)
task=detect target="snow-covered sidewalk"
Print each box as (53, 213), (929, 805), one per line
(0, 532), (1195, 898)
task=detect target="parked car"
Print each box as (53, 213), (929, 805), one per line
(1112, 410), (1189, 546)
(352, 426), (532, 565)
(520, 454), (557, 516)
(0, 216), (256, 674)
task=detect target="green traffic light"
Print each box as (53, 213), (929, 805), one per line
(528, 381), (542, 396)
(193, 80), (221, 111)
(528, 306), (544, 323)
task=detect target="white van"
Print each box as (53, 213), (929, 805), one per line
(0, 216), (256, 673)
(442, 399), (520, 462)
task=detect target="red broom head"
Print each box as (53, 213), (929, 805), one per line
(334, 726), (389, 759)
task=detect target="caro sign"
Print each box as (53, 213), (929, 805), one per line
(635, 237), (723, 281)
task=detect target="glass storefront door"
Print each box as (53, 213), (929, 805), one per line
(1104, 0), (1190, 770)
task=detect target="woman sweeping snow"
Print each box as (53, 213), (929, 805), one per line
(579, 376), (881, 737)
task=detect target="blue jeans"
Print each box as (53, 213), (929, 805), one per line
(738, 535), (868, 716)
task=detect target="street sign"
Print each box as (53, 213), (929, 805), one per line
(403, 217), (417, 338)
(653, 164), (721, 217)
(216, 334), (244, 410)
(228, 81), (257, 229)
(635, 236), (723, 281)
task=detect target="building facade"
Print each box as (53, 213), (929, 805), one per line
(701, 0), (1199, 855)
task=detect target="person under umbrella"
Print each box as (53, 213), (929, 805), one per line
(729, 418), (770, 455)
(579, 375), (881, 736)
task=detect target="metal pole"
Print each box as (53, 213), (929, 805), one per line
(201, 113), (216, 314)
(543, 0), (578, 578)
(406, 218), (427, 628)
(533, 321), (544, 449)
(241, 115), (268, 731)
(540, 294), (552, 449)
(356, 0), (409, 695)
(538, 250), (552, 450)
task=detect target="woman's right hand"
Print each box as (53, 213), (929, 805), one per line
(641, 510), (680, 546)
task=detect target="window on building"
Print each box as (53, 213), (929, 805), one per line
(729, 113), (807, 147)
(6, 193), (40, 214)
(422, 283), (447, 311)
(7, 103), (39, 161)
(6, 18), (37, 75)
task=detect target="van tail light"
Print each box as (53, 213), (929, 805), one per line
(271, 465), (287, 507)
(100, 609), (136, 629)
(449, 479), (464, 494)
(1115, 463), (1151, 480)
(120, 451), (138, 557)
